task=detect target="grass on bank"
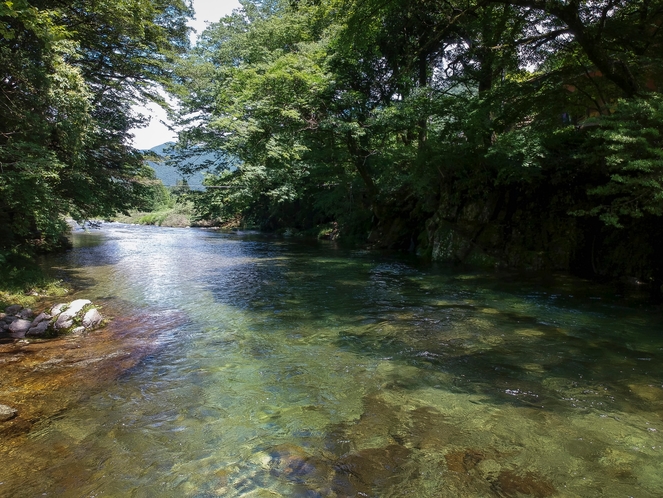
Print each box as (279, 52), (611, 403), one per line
(0, 252), (70, 310)
(113, 198), (196, 228)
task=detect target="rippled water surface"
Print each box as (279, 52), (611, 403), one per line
(3, 224), (663, 497)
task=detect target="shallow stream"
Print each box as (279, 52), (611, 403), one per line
(2, 224), (662, 497)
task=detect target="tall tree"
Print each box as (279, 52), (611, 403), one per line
(490, 0), (663, 97)
(171, 0), (663, 280)
(0, 0), (192, 254)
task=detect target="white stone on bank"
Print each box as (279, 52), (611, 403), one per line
(0, 404), (17, 422)
(3, 300), (105, 339)
(82, 308), (103, 329)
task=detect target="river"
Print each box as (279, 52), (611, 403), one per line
(1, 223), (662, 497)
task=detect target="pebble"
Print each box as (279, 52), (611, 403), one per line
(0, 404), (17, 422)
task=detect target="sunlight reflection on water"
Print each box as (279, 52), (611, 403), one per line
(1, 223), (662, 497)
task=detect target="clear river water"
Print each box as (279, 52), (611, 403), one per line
(2, 223), (662, 497)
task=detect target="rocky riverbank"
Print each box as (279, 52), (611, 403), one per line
(1, 300), (104, 339)
(0, 300), (105, 434)
(0, 301), (186, 444)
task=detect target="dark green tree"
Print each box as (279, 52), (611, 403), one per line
(1, 0), (192, 255)
(170, 0), (663, 280)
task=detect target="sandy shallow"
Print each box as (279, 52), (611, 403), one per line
(0, 304), (185, 446)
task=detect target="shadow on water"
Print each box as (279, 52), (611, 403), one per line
(191, 235), (663, 496)
(199, 241), (662, 412)
(10, 224), (661, 498)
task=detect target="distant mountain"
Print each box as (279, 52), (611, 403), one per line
(148, 142), (174, 157)
(144, 142), (230, 190)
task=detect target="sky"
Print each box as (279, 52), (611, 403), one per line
(129, 0), (241, 150)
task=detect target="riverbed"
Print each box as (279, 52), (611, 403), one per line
(1, 223), (662, 497)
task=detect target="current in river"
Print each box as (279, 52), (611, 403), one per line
(2, 223), (662, 497)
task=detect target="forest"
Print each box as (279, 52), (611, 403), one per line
(3, 0), (663, 287)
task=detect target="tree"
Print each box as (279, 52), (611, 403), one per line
(0, 0), (192, 254)
(490, 0), (663, 98)
(573, 95), (663, 227)
(171, 0), (663, 280)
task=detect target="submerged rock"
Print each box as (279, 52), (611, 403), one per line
(492, 470), (556, 497)
(264, 444), (323, 481)
(333, 444), (412, 495)
(0, 404), (17, 422)
(445, 448), (485, 473)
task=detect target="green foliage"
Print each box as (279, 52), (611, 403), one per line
(0, 249), (70, 309)
(1, 0), (192, 253)
(114, 192), (195, 227)
(574, 95), (663, 227)
(134, 165), (174, 212)
(169, 0), (663, 278)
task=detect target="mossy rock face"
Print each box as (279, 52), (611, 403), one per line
(426, 221), (498, 268)
(424, 204), (578, 271)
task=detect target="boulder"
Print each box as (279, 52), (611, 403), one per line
(9, 299), (104, 339)
(5, 305), (21, 315)
(53, 299), (91, 331)
(26, 321), (50, 337)
(31, 312), (51, 327)
(18, 308), (33, 319)
(50, 303), (67, 316)
(65, 299), (91, 317)
(82, 308), (103, 329)
(0, 404), (17, 422)
(9, 319), (32, 338)
(54, 315), (74, 330)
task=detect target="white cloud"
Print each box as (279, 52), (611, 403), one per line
(130, 101), (176, 151)
(188, 0), (241, 41)
(130, 0), (241, 150)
